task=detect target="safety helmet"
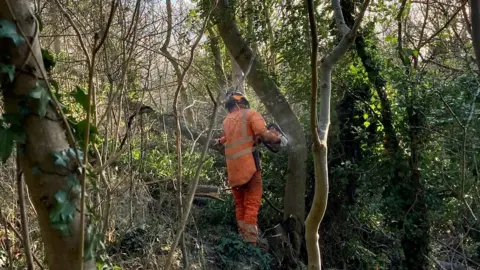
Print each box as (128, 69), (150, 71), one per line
(224, 90), (249, 111)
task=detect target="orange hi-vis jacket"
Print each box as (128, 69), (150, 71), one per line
(219, 108), (267, 187)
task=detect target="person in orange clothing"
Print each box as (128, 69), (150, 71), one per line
(212, 90), (287, 246)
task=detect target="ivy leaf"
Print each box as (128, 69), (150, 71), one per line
(0, 126), (14, 163)
(76, 119), (98, 142)
(0, 63), (15, 82)
(71, 86), (89, 112)
(29, 82), (51, 117)
(54, 189), (68, 204)
(41, 49), (56, 72)
(66, 174), (81, 196)
(0, 20), (24, 46)
(84, 224), (99, 261)
(67, 147), (84, 161)
(51, 150), (69, 168)
(49, 190), (76, 236)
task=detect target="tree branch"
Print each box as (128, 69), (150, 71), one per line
(165, 91), (220, 270)
(332, 0), (350, 35)
(305, 0), (370, 268)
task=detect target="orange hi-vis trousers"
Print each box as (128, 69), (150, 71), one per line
(232, 170), (262, 245)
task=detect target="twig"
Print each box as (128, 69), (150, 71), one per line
(16, 153), (34, 270)
(78, 1), (119, 267)
(438, 92), (478, 220)
(52, 0), (92, 66)
(165, 90), (221, 270)
(0, 210), (45, 270)
(1, 209), (13, 270)
(264, 196), (282, 215)
(419, 0), (467, 48)
(166, 1), (216, 268)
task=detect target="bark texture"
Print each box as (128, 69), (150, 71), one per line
(304, 0), (369, 268)
(0, 1), (95, 269)
(470, 0), (480, 71)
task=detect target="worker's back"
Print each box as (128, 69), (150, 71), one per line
(222, 108), (264, 187)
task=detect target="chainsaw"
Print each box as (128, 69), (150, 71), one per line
(261, 123), (288, 153)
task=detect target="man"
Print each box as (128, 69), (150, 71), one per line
(212, 90), (287, 246)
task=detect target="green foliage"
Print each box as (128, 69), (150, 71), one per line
(48, 148), (83, 236)
(0, 124), (14, 163)
(49, 189), (76, 236)
(199, 195), (236, 227)
(96, 262), (122, 270)
(35, 13), (44, 32)
(0, 114), (26, 163)
(51, 150), (70, 167)
(0, 20), (25, 46)
(76, 119), (99, 141)
(0, 63), (15, 82)
(85, 224), (102, 261)
(29, 81), (51, 117)
(71, 86), (89, 112)
(215, 233), (271, 270)
(42, 48), (56, 72)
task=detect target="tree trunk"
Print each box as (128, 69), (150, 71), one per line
(304, 0), (369, 268)
(208, 28), (227, 92)
(470, 0), (480, 71)
(213, 0), (307, 223)
(0, 1), (95, 269)
(230, 53), (245, 94)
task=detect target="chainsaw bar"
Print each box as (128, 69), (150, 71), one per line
(263, 123), (285, 153)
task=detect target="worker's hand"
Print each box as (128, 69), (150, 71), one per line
(269, 127), (280, 136)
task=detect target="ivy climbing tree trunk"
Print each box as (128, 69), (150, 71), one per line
(305, 0), (369, 268)
(0, 1), (95, 269)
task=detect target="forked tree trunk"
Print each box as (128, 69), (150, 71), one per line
(0, 1), (95, 269)
(304, 0), (369, 268)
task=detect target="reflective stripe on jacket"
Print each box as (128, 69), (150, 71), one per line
(222, 108), (266, 187)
